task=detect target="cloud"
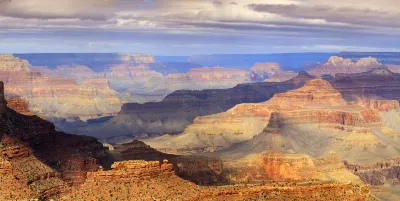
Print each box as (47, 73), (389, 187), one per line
(0, 0), (400, 54)
(248, 3), (400, 27)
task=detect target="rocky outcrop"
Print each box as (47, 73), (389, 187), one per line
(113, 140), (223, 185)
(86, 160), (174, 182)
(84, 71), (314, 141)
(225, 150), (317, 182)
(6, 97), (33, 116)
(61, 173), (374, 201)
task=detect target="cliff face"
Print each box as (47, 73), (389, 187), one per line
(82, 72), (314, 141)
(331, 66), (400, 101)
(6, 97), (33, 116)
(345, 159), (400, 186)
(145, 77), (400, 192)
(0, 82), (112, 200)
(62, 158), (373, 201)
(112, 140), (223, 185)
(86, 160), (174, 182)
(0, 80), (376, 200)
(145, 79), (362, 153)
(0, 55), (122, 119)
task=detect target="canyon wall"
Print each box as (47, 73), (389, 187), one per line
(84, 71), (314, 141)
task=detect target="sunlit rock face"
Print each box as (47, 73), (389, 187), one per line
(266, 79), (347, 107)
(0, 83), (111, 200)
(82, 72), (314, 141)
(0, 55), (122, 119)
(146, 79), (351, 152)
(111, 140), (223, 185)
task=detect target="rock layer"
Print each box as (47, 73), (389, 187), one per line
(85, 71), (315, 141)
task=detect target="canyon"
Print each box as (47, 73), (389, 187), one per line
(1, 54), (298, 123)
(79, 71), (315, 141)
(141, 77), (400, 199)
(0, 81), (376, 201)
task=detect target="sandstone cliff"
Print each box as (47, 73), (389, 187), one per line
(112, 140), (223, 185)
(0, 82), (112, 200)
(61, 158), (374, 201)
(0, 55), (122, 119)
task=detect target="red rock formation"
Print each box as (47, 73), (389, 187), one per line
(225, 150), (316, 182)
(358, 99), (400, 111)
(86, 160), (173, 182)
(113, 140), (223, 185)
(6, 97), (33, 116)
(0, 156), (12, 174)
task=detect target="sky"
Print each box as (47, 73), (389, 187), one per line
(1, 0), (400, 55)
